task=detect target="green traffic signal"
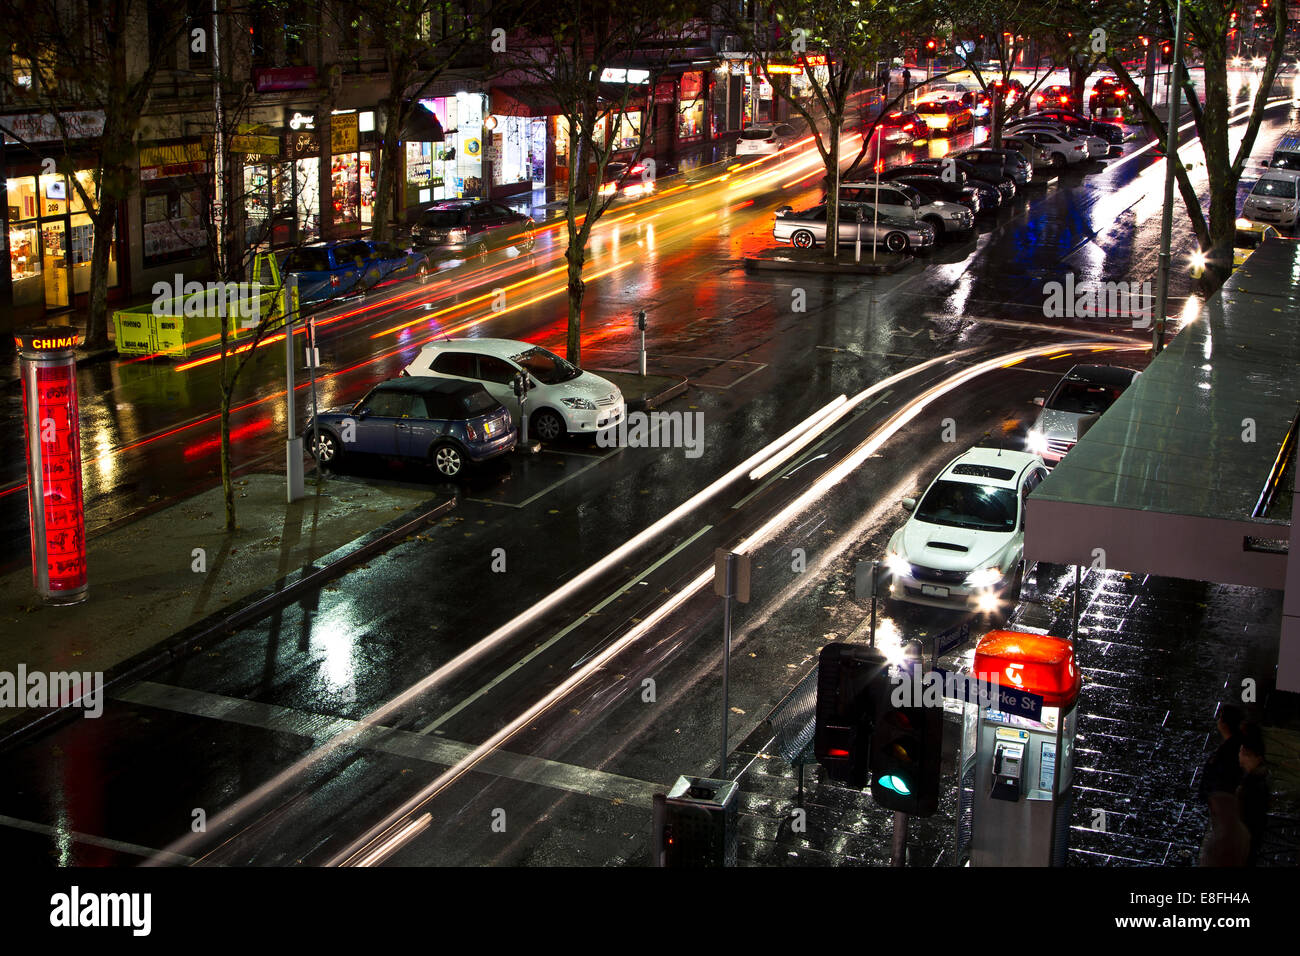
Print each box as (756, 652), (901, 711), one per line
(877, 774), (912, 795)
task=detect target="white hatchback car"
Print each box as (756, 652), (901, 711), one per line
(1007, 122), (1108, 159)
(883, 447), (1048, 614)
(1242, 169), (1300, 229)
(735, 123), (800, 157)
(402, 338), (625, 441)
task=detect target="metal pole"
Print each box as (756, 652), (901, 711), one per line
(1071, 563), (1081, 644)
(869, 559), (879, 648)
(212, 0), (225, 276)
(720, 552), (735, 776)
(285, 275), (303, 502)
(1153, 0), (1184, 355)
(305, 310), (321, 477)
(892, 810), (908, 866)
(873, 152), (881, 261)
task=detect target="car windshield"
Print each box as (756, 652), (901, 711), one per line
(1049, 380), (1124, 414)
(740, 128), (774, 140)
(1271, 154), (1300, 170)
(422, 210), (467, 227)
(1252, 179), (1297, 198)
(284, 248), (331, 272)
(915, 480), (1018, 532)
(513, 346), (581, 384)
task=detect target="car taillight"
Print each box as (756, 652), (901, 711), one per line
(904, 123), (914, 131)
(1116, 90), (1126, 98)
(330, 274), (340, 287)
(466, 422), (480, 441)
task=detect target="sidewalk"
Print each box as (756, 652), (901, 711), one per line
(0, 472), (452, 743)
(716, 568), (1299, 867)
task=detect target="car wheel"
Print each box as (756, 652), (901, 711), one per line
(922, 215), (945, 236)
(884, 231), (909, 253)
(310, 430), (342, 465)
(515, 229), (536, 253)
(417, 260), (431, 280)
(531, 408), (565, 443)
(791, 229), (816, 249)
(431, 442), (465, 478)
(1051, 152), (1067, 169)
(472, 240), (490, 259)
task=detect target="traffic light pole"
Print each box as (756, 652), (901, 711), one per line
(719, 552), (737, 776)
(892, 811), (908, 866)
(1153, 0), (1184, 355)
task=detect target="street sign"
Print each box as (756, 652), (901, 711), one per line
(933, 622), (970, 657)
(855, 560), (880, 602)
(932, 666), (1044, 721)
(713, 550), (750, 603)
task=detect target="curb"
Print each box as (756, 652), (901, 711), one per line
(589, 370), (689, 412)
(0, 495), (456, 753)
(743, 254), (911, 276)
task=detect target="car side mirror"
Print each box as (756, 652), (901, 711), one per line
(1032, 396), (1045, 407)
(902, 497), (917, 512)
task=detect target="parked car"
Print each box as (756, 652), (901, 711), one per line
(409, 200), (535, 259)
(1005, 129), (1089, 168)
(1006, 119), (1108, 159)
(1033, 85), (1077, 111)
(915, 97), (974, 133)
(1020, 109), (1125, 145)
(402, 338), (625, 441)
(954, 147), (1032, 186)
(896, 157), (1016, 202)
(773, 202), (936, 252)
(1269, 131), (1300, 170)
(1241, 169), (1300, 229)
(1192, 220), (1283, 278)
(1001, 134), (1055, 171)
(882, 172), (994, 216)
(1026, 365), (1140, 465)
(883, 446), (1048, 614)
(305, 377), (516, 478)
(837, 181), (976, 238)
(1089, 75), (1127, 114)
(735, 123), (801, 157)
(282, 240), (395, 305)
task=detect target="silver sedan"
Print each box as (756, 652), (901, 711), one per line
(773, 204), (935, 253)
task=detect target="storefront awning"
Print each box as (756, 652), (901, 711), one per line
(403, 103), (444, 142)
(490, 86), (568, 117)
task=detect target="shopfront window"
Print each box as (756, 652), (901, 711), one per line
(8, 171), (117, 314)
(613, 111), (642, 151)
(331, 152), (359, 225)
(414, 96), (484, 203)
(678, 72), (706, 142)
(360, 151), (373, 225)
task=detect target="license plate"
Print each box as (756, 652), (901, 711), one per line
(921, 585), (949, 598)
(485, 421), (496, 436)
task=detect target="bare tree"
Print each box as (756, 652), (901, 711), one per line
(491, 0), (695, 365)
(0, 0), (190, 349)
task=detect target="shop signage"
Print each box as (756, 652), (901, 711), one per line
(230, 132), (281, 156)
(654, 80), (676, 104)
(1, 110), (105, 144)
(331, 113), (358, 153)
(253, 66), (318, 92)
(285, 129), (320, 160)
(139, 142), (209, 180)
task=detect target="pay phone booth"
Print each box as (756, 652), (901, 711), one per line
(966, 631), (1081, 866)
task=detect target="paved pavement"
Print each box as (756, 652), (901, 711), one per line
(716, 565), (1300, 867)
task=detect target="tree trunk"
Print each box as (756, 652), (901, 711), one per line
(1200, 52), (1235, 279)
(83, 197), (117, 350)
(826, 121), (841, 260)
(373, 86), (406, 242)
(565, 238), (585, 366)
(220, 386), (236, 532)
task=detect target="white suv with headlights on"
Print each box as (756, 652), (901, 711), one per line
(402, 338), (625, 442)
(883, 447), (1047, 615)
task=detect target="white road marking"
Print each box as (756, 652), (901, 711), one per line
(0, 812), (194, 864)
(116, 682), (661, 811)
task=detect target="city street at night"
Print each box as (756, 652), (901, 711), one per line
(1, 0), (1298, 938)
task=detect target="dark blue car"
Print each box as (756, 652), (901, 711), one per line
(305, 377), (515, 478)
(282, 239), (431, 305)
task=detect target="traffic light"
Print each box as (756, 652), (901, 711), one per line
(924, 38), (938, 56)
(814, 643), (889, 788)
(869, 694), (942, 816)
(1160, 40), (1172, 64)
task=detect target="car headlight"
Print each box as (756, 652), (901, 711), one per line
(884, 552), (910, 577)
(561, 397), (596, 410)
(966, 566), (1003, 589)
(948, 211), (965, 220)
(1026, 429), (1048, 455)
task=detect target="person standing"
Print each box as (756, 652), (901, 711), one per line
(1237, 723), (1270, 866)
(902, 68), (911, 92)
(1198, 704), (1244, 801)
